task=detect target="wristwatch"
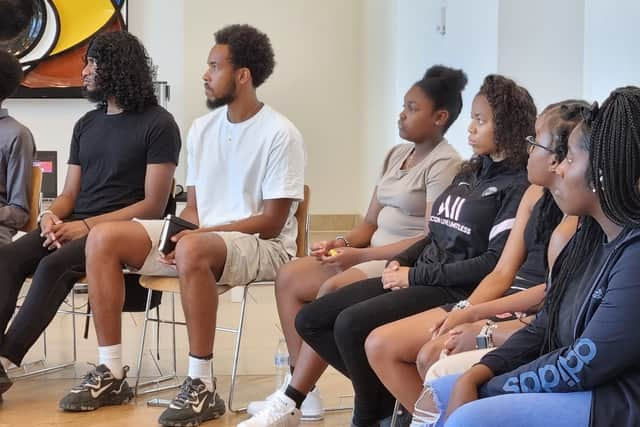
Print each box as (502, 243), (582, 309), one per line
(475, 320), (497, 349)
(452, 299), (472, 311)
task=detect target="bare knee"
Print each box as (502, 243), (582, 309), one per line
(275, 257), (325, 302)
(416, 341), (442, 380)
(317, 276), (344, 297)
(174, 233), (212, 275)
(86, 222), (122, 261)
(275, 260), (300, 295)
(364, 327), (395, 367)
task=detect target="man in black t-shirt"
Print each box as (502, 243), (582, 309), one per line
(0, 31), (181, 399)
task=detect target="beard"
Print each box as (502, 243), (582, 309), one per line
(206, 81), (236, 110)
(83, 86), (105, 104)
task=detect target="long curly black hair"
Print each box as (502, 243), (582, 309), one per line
(214, 24), (275, 88)
(460, 75), (536, 177)
(86, 31), (157, 112)
(0, 49), (22, 100)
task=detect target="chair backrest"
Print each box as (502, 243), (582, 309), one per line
(20, 166), (43, 233)
(294, 185), (311, 258)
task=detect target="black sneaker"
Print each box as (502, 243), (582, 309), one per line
(59, 364), (134, 411)
(158, 377), (226, 426)
(0, 362), (12, 395)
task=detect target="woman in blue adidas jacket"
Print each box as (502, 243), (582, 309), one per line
(423, 87), (640, 427)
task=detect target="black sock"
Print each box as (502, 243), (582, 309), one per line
(188, 352), (213, 360)
(284, 385), (306, 409)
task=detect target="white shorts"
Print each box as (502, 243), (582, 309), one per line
(131, 219), (290, 286)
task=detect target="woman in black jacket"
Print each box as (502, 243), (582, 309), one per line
(423, 87), (640, 427)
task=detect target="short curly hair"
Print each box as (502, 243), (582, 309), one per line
(462, 75), (536, 177)
(0, 49), (23, 101)
(214, 24), (275, 88)
(86, 31), (157, 112)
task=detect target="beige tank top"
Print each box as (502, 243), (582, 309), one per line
(371, 140), (462, 247)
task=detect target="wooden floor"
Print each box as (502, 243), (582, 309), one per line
(0, 373), (353, 426)
(5, 282), (355, 427)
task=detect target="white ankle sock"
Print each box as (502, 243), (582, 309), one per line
(98, 344), (123, 379)
(188, 355), (213, 391)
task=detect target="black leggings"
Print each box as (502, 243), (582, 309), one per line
(296, 277), (469, 426)
(0, 229), (86, 364)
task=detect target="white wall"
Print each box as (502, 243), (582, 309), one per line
(583, 0), (640, 103)
(360, 0), (398, 210)
(391, 0), (499, 160)
(498, 0), (584, 110)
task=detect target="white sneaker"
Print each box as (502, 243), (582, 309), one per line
(247, 373), (291, 416)
(298, 387), (324, 421)
(237, 391), (301, 427)
(247, 377), (324, 421)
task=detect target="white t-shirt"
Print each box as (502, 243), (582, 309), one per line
(185, 104), (305, 256)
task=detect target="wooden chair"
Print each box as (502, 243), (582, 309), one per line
(134, 185), (310, 412)
(20, 165), (43, 233)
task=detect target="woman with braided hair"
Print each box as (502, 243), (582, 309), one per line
(420, 86), (640, 427)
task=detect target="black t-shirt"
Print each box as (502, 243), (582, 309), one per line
(68, 105), (181, 218)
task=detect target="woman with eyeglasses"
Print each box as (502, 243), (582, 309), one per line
(365, 100), (587, 425)
(418, 87), (640, 427)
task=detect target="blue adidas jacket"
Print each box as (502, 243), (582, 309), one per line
(479, 227), (640, 427)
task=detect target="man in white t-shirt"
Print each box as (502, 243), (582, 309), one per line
(60, 24), (305, 427)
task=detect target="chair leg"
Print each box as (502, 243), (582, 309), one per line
(171, 292), (177, 376)
(134, 289), (153, 395)
(71, 288), (78, 363)
(135, 291), (180, 398)
(155, 305), (161, 360)
(227, 285), (249, 413)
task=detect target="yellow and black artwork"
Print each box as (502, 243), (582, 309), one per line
(0, 0), (127, 98)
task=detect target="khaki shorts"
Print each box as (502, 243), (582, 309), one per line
(131, 219), (290, 286)
(351, 260), (388, 278)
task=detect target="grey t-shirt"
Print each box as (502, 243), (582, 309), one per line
(371, 140), (461, 247)
(0, 108), (35, 245)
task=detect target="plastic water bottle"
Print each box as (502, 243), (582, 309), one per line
(274, 337), (290, 389)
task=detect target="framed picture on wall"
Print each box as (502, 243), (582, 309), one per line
(1, 0), (128, 98)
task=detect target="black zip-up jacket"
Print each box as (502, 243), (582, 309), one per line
(479, 227), (640, 427)
(392, 156), (528, 289)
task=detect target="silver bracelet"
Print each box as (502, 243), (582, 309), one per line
(335, 235), (351, 247)
(452, 299), (472, 311)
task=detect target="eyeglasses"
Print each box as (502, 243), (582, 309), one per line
(525, 136), (554, 154)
